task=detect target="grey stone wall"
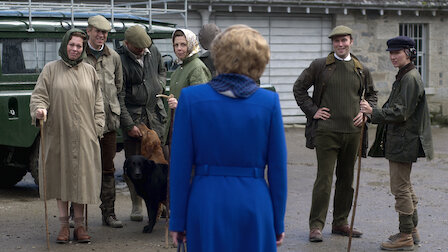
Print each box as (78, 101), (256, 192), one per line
(334, 11), (448, 120)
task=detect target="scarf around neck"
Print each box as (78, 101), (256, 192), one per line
(59, 28), (87, 67)
(208, 73), (259, 98)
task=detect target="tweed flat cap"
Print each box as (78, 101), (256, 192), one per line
(386, 36), (415, 51)
(88, 15), (111, 31)
(125, 25), (152, 48)
(328, 25), (352, 38)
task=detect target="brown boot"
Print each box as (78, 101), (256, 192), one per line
(74, 226), (91, 243)
(56, 226), (70, 244)
(381, 233), (414, 251)
(389, 228), (420, 245)
(309, 228), (323, 242)
(411, 228), (420, 245)
(332, 224), (363, 238)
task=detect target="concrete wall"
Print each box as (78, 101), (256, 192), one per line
(334, 11), (448, 120)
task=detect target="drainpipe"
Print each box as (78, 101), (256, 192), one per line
(198, 9), (211, 26)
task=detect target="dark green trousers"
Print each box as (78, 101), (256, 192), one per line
(309, 130), (360, 230)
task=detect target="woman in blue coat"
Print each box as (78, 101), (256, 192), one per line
(169, 24), (287, 252)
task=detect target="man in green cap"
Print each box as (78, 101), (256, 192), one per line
(117, 25), (168, 222)
(84, 15), (124, 228)
(293, 25), (377, 242)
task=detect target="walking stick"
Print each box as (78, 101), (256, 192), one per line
(85, 205), (88, 231)
(39, 116), (50, 250)
(347, 110), (366, 252)
(156, 94), (174, 247)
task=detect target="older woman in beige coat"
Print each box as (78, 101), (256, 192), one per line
(30, 28), (105, 244)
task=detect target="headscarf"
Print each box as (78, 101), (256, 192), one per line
(172, 28), (200, 64)
(58, 28), (87, 67)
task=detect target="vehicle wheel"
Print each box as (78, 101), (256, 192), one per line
(0, 167), (27, 188)
(29, 137), (40, 186)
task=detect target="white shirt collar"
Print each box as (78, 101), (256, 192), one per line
(334, 53), (351, 61)
(88, 41), (104, 51)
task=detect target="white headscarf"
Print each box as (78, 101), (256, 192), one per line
(172, 28), (201, 64)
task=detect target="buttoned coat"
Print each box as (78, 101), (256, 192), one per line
(84, 45), (123, 133)
(293, 53), (377, 153)
(169, 83), (287, 252)
(368, 65), (433, 162)
(30, 60), (105, 204)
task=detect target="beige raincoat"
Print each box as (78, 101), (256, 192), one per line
(30, 56), (105, 204)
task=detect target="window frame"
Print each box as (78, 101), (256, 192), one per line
(399, 23), (428, 86)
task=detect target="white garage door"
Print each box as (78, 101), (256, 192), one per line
(155, 12), (332, 124)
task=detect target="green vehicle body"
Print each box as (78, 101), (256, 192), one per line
(0, 10), (276, 188)
(0, 11), (176, 187)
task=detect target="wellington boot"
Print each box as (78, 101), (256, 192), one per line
(381, 233), (414, 251)
(124, 173), (143, 221)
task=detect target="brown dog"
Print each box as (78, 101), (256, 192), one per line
(136, 124), (168, 165)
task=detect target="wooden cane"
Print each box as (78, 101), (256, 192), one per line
(85, 205), (88, 231)
(156, 94), (174, 247)
(347, 114), (365, 252)
(39, 116), (50, 250)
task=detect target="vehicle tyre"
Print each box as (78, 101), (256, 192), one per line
(29, 136), (40, 186)
(0, 167), (27, 188)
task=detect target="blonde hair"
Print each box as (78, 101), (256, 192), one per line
(211, 24), (270, 80)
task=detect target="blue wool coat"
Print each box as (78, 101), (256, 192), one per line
(169, 83), (287, 252)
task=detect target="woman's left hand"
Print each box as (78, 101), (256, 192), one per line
(168, 97), (178, 109)
(170, 231), (186, 246)
(276, 232), (285, 246)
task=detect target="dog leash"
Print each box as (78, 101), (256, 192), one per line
(39, 116), (50, 250)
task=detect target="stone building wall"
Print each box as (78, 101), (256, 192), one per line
(334, 11), (448, 121)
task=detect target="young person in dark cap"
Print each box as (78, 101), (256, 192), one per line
(117, 25), (168, 222)
(84, 14), (124, 228)
(293, 25), (377, 242)
(360, 36), (433, 251)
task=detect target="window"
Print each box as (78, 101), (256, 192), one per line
(399, 23), (428, 85)
(0, 38), (60, 74)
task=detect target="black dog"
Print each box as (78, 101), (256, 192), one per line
(124, 155), (168, 233)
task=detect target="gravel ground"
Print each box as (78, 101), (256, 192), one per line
(1, 126), (447, 252)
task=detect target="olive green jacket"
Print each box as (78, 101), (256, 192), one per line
(169, 54), (212, 99)
(84, 45), (123, 134)
(164, 54), (211, 144)
(293, 52), (378, 152)
(368, 64), (433, 162)
(117, 44), (167, 142)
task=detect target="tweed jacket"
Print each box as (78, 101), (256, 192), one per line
(293, 52), (378, 151)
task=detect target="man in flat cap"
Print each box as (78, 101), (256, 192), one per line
(293, 25), (377, 242)
(84, 15), (124, 228)
(360, 36), (433, 250)
(198, 23), (221, 77)
(117, 25), (167, 222)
